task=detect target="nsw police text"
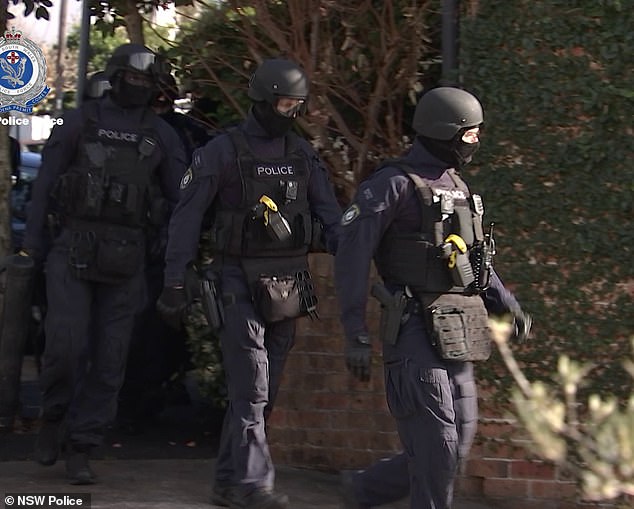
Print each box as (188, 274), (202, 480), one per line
(4, 493), (91, 508)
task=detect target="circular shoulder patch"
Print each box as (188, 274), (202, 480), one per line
(180, 167), (194, 189)
(341, 203), (360, 225)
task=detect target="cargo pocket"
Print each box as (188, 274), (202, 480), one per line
(385, 360), (453, 421)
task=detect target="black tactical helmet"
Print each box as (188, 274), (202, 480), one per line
(248, 58), (309, 104)
(412, 87), (483, 141)
(84, 71), (111, 100)
(104, 43), (162, 83)
(157, 72), (179, 102)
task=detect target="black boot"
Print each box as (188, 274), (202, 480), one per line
(231, 488), (289, 509)
(211, 482), (237, 507)
(340, 470), (372, 509)
(65, 445), (96, 485)
(34, 420), (64, 466)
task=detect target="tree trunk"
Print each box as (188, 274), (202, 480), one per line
(0, 123), (11, 257)
(0, 3), (11, 256)
(124, 0), (145, 45)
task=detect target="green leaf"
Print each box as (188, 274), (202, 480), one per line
(35, 5), (49, 19)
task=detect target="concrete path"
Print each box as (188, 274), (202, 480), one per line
(0, 458), (494, 508)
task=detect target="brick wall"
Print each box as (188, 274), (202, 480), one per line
(268, 254), (629, 509)
(268, 253), (402, 470)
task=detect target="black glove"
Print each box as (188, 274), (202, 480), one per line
(18, 248), (43, 270)
(157, 286), (187, 330)
(511, 309), (532, 343)
(345, 334), (372, 382)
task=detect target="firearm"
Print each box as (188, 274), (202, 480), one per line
(200, 269), (225, 331)
(371, 283), (408, 345)
(184, 264), (224, 331)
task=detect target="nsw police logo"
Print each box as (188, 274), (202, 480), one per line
(341, 203), (360, 225)
(0, 28), (50, 114)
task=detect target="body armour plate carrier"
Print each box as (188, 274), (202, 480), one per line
(53, 101), (163, 229)
(209, 128), (313, 259)
(374, 161), (488, 296)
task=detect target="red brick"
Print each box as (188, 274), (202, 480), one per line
(509, 459), (557, 480)
(494, 500), (558, 509)
(465, 458), (510, 478)
(483, 477), (529, 498)
(529, 480), (577, 500)
(480, 437), (533, 460)
(456, 475), (484, 497)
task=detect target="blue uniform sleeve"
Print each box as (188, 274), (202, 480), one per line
(481, 269), (523, 314)
(334, 169), (410, 341)
(163, 140), (224, 287)
(303, 143), (342, 254)
(23, 109), (83, 256)
(155, 120), (187, 208)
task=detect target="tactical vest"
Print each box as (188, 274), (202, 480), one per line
(52, 101), (164, 284)
(55, 101), (162, 228)
(209, 128), (313, 259)
(374, 161), (488, 295)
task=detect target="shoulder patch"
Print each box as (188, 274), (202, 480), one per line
(341, 204), (360, 226)
(180, 167), (194, 189)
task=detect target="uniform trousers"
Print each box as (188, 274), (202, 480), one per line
(352, 312), (478, 509)
(39, 237), (143, 447)
(213, 264), (296, 492)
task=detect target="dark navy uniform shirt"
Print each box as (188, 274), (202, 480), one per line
(335, 139), (521, 341)
(24, 96), (186, 255)
(163, 109), (342, 287)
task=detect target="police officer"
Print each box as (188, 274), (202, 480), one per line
(151, 72), (213, 165)
(335, 87), (532, 508)
(83, 70), (111, 102)
(117, 72), (213, 434)
(157, 58), (341, 509)
(22, 43), (186, 484)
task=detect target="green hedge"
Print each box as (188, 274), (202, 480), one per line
(460, 0), (633, 401)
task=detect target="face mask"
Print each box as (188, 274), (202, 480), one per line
(253, 101), (295, 138)
(452, 139), (480, 167)
(111, 74), (154, 108)
(418, 132), (480, 169)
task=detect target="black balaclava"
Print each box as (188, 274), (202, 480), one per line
(418, 128), (480, 169)
(252, 101), (295, 138)
(110, 72), (154, 109)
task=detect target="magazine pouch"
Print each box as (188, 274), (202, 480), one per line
(424, 293), (491, 362)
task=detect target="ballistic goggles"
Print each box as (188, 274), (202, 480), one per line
(275, 97), (307, 118)
(126, 52), (168, 76)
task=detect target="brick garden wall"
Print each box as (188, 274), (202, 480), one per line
(268, 254), (629, 509)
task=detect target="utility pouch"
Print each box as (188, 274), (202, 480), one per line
(424, 294), (491, 362)
(200, 269), (224, 330)
(81, 172), (106, 217)
(255, 275), (301, 322)
(308, 216), (327, 253)
(254, 270), (317, 323)
(371, 283), (408, 345)
(95, 225), (145, 279)
(68, 220), (145, 284)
